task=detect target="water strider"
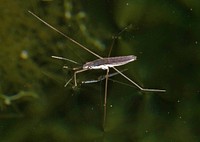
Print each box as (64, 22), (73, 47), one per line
(28, 11), (166, 130)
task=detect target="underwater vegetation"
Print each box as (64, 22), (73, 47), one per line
(0, 0), (200, 141)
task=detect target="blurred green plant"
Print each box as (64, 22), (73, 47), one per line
(0, 91), (38, 107)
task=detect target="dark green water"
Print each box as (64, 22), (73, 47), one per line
(0, 0), (200, 141)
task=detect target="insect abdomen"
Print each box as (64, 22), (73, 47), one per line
(83, 55), (136, 69)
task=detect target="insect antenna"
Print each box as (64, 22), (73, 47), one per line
(51, 56), (81, 65)
(51, 55), (82, 87)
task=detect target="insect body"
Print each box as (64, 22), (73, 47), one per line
(29, 11), (166, 130)
(73, 55), (136, 87)
(83, 55), (136, 70)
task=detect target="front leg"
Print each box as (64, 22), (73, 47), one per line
(74, 69), (88, 86)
